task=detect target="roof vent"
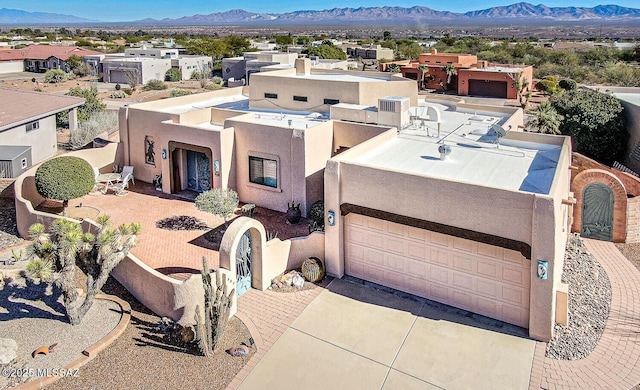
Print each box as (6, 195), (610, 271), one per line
(438, 144), (451, 160)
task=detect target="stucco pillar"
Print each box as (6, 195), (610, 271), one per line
(529, 195), (558, 342)
(324, 160), (344, 278)
(68, 107), (79, 133)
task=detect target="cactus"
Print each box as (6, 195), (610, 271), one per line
(27, 215), (139, 325)
(301, 257), (325, 283)
(194, 257), (235, 356)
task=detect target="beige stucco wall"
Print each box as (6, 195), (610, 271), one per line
(0, 115), (57, 164)
(620, 99), (640, 173)
(323, 131), (572, 341)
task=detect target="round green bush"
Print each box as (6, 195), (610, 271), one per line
(115, 83), (121, 90)
(165, 68), (182, 82)
(558, 79), (577, 91)
(35, 156), (94, 209)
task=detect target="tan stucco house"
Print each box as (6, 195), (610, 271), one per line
(117, 58), (572, 341)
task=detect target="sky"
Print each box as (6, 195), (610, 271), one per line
(3, 0), (640, 22)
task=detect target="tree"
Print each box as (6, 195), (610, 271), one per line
(66, 55), (83, 71)
(28, 216), (140, 325)
(58, 86), (106, 125)
(551, 89), (628, 165)
(165, 68), (182, 82)
(526, 101), (563, 134)
(35, 156), (95, 216)
(508, 72), (532, 109)
(418, 65), (429, 90)
(442, 64), (457, 89)
(386, 63), (401, 73)
(304, 43), (347, 60)
(125, 69), (139, 91)
(195, 188), (239, 229)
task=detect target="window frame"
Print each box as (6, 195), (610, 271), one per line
(323, 98), (340, 105)
(293, 95), (308, 102)
(26, 121), (39, 131)
(248, 153), (280, 191)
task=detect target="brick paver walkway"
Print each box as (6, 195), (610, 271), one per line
(227, 286), (325, 390)
(529, 238), (640, 390)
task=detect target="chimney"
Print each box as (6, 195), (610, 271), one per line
(431, 48), (437, 55)
(295, 58), (311, 76)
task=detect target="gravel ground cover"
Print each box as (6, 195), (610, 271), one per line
(0, 199), (24, 250)
(0, 277), (121, 388)
(45, 277), (254, 390)
(545, 235), (612, 360)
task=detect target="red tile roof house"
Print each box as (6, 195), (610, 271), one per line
(0, 88), (84, 171)
(0, 45), (103, 74)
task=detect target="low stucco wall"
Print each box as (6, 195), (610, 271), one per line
(13, 144), (237, 325)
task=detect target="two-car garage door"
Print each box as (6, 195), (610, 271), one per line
(468, 79), (508, 98)
(344, 213), (531, 328)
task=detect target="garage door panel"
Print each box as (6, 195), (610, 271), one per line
(430, 231), (452, 247)
(344, 214), (531, 328)
(468, 79), (508, 98)
(407, 243), (427, 261)
(385, 237), (406, 255)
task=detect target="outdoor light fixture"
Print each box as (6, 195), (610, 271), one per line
(214, 160), (220, 176)
(327, 210), (335, 226)
(161, 148), (167, 159)
(537, 260), (548, 280)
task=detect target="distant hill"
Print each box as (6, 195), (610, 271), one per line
(0, 8), (98, 24)
(1, 3), (639, 25)
(134, 3), (640, 25)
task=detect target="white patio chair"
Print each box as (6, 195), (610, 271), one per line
(121, 165), (135, 185)
(92, 167), (103, 192)
(111, 173), (132, 196)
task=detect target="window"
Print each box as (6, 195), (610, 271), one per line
(21, 158), (27, 169)
(324, 98), (340, 105)
(26, 121), (39, 131)
(293, 95), (308, 102)
(264, 93), (278, 99)
(249, 156), (277, 188)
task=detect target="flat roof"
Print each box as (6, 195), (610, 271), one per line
(613, 93), (640, 107)
(274, 73), (391, 82)
(349, 104), (561, 195)
(157, 94), (250, 115)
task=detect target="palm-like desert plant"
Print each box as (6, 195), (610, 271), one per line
(526, 101), (564, 135)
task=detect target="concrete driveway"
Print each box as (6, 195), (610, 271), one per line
(238, 278), (535, 390)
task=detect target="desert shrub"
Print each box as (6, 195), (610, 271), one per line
(69, 110), (118, 150)
(536, 75), (561, 95)
(203, 83), (222, 90)
(558, 79), (577, 91)
(109, 91), (128, 99)
(115, 83), (121, 90)
(165, 68), (182, 82)
(169, 89), (194, 97)
(44, 69), (68, 83)
(211, 76), (223, 86)
(195, 188), (239, 227)
(142, 79), (168, 91)
(308, 200), (324, 233)
(35, 156), (94, 215)
(123, 88), (133, 95)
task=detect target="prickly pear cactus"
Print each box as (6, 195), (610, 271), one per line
(301, 257), (325, 283)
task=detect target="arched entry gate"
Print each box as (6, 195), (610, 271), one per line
(582, 183), (614, 241)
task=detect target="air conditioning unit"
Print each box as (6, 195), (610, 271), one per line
(377, 96), (410, 130)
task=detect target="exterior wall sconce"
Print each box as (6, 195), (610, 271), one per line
(461, 80), (465, 84)
(161, 149), (167, 159)
(214, 160), (220, 176)
(537, 260), (548, 280)
(327, 210), (335, 226)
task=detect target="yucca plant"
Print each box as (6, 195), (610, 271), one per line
(25, 258), (54, 282)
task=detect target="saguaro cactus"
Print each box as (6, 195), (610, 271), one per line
(194, 257), (235, 356)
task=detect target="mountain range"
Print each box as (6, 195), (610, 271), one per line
(1, 3), (640, 25)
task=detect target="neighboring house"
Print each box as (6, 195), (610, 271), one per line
(222, 51), (299, 85)
(117, 58), (572, 341)
(102, 46), (211, 84)
(0, 88), (84, 167)
(381, 49), (534, 100)
(345, 44), (394, 61)
(0, 45), (103, 74)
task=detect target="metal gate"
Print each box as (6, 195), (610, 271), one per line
(235, 230), (252, 297)
(582, 183), (614, 241)
(186, 150), (211, 192)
